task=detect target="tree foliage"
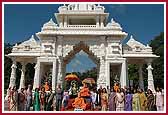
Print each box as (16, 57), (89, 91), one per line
(150, 32), (164, 88)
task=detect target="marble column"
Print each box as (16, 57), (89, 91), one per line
(57, 58), (63, 86)
(139, 64), (144, 90)
(97, 58), (106, 88)
(64, 16), (67, 27)
(106, 61), (110, 89)
(120, 59), (127, 88)
(96, 15), (99, 28)
(59, 16), (63, 27)
(100, 16), (104, 28)
(33, 61), (40, 90)
(52, 61), (57, 92)
(146, 61), (156, 93)
(19, 62), (26, 89)
(9, 59), (17, 88)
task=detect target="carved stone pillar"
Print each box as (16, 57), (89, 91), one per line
(33, 61), (40, 90)
(139, 64), (144, 90)
(120, 58), (127, 88)
(64, 16), (67, 27)
(19, 62), (26, 89)
(100, 16), (104, 28)
(59, 16), (63, 27)
(57, 58), (63, 86)
(57, 36), (63, 57)
(96, 15), (99, 28)
(146, 60), (155, 93)
(52, 61), (57, 92)
(97, 58), (106, 88)
(106, 61), (110, 88)
(9, 58), (17, 88)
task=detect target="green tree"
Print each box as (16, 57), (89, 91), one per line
(149, 32), (164, 88)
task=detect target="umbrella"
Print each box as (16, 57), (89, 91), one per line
(65, 74), (80, 81)
(82, 78), (95, 84)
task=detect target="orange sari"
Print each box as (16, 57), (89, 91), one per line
(80, 87), (90, 97)
(72, 97), (86, 110)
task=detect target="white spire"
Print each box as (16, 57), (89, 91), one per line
(111, 18), (114, 23)
(31, 35), (34, 39)
(130, 35), (134, 40)
(49, 18), (53, 22)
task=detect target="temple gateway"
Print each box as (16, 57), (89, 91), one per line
(7, 4), (158, 93)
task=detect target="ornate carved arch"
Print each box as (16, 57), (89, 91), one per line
(63, 41), (100, 66)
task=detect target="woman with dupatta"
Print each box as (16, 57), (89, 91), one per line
(9, 86), (18, 111)
(101, 88), (108, 111)
(109, 88), (116, 111)
(147, 89), (155, 111)
(26, 85), (32, 111)
(18, 88), (26, 111)
(125, 89), (132, 111)
(33, 88), (40, 111)
(40, 87), (47, 111)
(46, 88), (54, 111)
(139, 89), (147, 111)
(116, 88), (125, 111)
(132, 89), (140, 111)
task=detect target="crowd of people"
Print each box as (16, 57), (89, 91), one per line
(5, 81), (164, 111)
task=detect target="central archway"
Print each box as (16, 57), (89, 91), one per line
(62, 41), (100, 88)
(63, 41), (100, 65)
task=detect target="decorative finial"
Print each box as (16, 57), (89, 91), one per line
(49, 18), (53, 22)
(111, 18), (114, 23)
(130, 35), (134, 40)
(31, 35), (34, 38)
(146, 44), (151, 48)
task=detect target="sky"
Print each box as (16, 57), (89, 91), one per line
(4, 3), (164, 73)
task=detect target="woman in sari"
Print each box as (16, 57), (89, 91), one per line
(125, 89), (132, 111)
(33, 88), (40, 111)
(26, 85), (32, 111)
(147, 89), (155, 111)
(46, 88), (54, 111)
(101, 88), (108, 111)
(109, 88), (116, 111)
(139, 89), (147, 111)
(9, 86), (18, 111)
(18, 88), (26, 111)
(116, 88), (125, 111)
(132, 89), (140, 111)
(155, 87), (164, 111)
(40, 87), (47, 111)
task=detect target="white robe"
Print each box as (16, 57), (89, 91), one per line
(116, 92), (124, 111)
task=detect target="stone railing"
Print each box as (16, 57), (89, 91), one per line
(67, 25), (97, 28)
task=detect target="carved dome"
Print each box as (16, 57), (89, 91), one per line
(42, 18), (58, 31)
(106, 18), (122, 30)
